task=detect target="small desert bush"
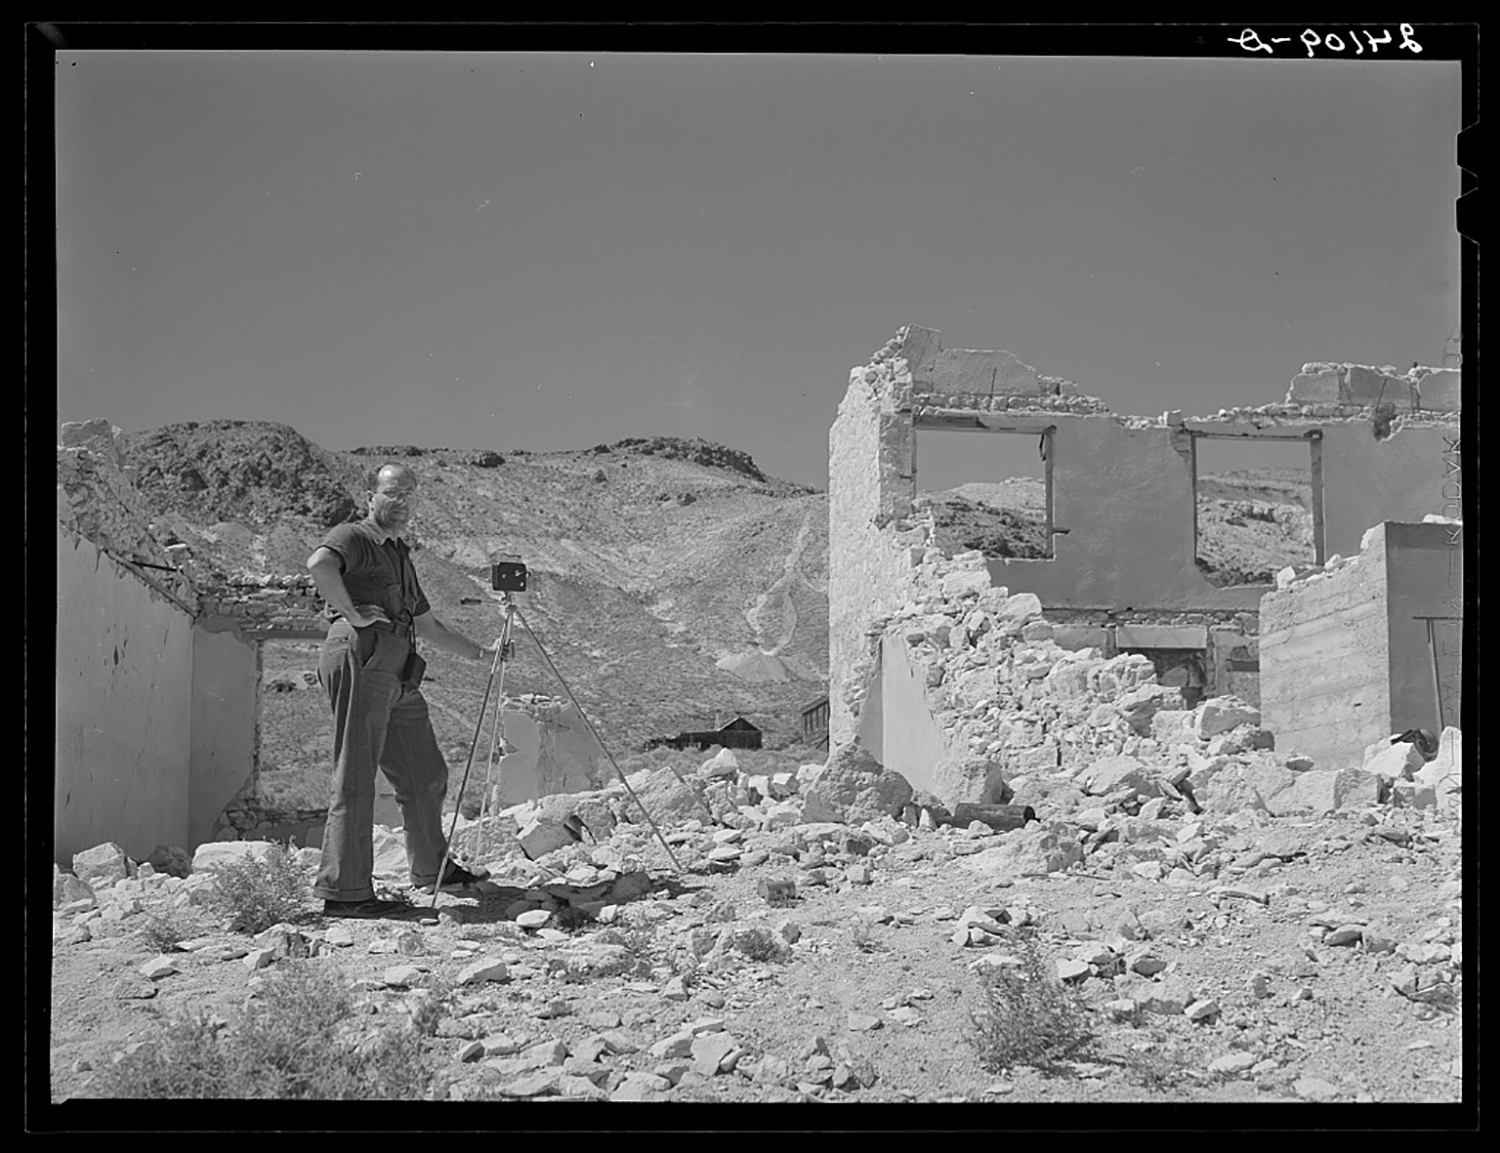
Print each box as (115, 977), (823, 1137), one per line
(967, 929), (1098, 1074)
(88, 961), (437, 1100)
(204, 844), (311, 935)
(137, 907), (202, 953)
(615, 923), (662, 978)
(1122, 1042), (1195, 1091)
(848, 919), (880, 954)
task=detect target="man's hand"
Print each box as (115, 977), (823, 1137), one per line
(346, 603), (391, 629)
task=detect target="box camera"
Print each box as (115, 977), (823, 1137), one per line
(491, 554), (528, 593)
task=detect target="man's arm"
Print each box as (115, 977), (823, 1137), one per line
(306, 547), (388, 629)
(413, 610), (501, 661)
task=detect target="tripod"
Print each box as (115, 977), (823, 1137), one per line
(430, 590), (685, 909)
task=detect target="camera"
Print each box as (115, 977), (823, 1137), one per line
(491, 553), (528, 593)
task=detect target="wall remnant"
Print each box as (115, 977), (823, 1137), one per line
(829, 326), (1462, 789)
(1260, 520), (1463, 770)
(56, 422), (272, 865)
(489, 694), (611, 809)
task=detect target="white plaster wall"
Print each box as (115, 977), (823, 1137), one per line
(189, 622), (259, 847)
(56, 526), (193, 865)
(492, 704), (607, 806)
(873, 632), (952, 794)
(1319, 424), (1456, 560)
(828, 366), (925, 746)
(987, 417), (1261, 611)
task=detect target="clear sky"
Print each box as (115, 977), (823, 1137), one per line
(56, 52), (1460, 491)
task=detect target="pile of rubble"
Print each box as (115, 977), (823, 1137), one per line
(51, 718), (1463, 1103)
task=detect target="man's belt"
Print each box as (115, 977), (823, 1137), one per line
(367, 618), (416, 642)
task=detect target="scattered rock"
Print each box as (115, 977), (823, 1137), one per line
(1293, 1075), (1341, 1102)
(72, 843), (130, 889)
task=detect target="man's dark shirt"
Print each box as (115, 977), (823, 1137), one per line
(318, 520), (430, 627)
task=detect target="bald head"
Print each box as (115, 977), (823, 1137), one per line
(366, 462), (419, 538)
(368, 461), (419, 490)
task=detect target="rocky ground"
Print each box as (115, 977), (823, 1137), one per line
(49, 741), (1464, 1107)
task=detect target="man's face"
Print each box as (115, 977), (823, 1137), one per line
(368, 468), (419, 537)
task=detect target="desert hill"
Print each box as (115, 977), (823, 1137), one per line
(119, 423), (832, 771)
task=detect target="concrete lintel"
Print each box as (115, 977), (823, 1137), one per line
(914, 412), (1060, 435)
(1115, 625), (1210, 649)
(1186, 422), (1321, 440)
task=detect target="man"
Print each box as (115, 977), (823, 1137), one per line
(306, 462), (502, 918)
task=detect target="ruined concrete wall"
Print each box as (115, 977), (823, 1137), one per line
(189, 618), (260, 847)
(1319, 423), (1458, 561)
(58, 422), (264, 861)
(852, 543), (1187, 800)
(1259, 528), (1392, 768)
(829, 326), (1461, 787)
(827, 332), (929, 745)
(1261, 520), (1463, 766)
(492, 696), (609, 807)
(987, 416), (1262, 611)
(56, 525), (194, 866)
(860, 632), (952, 793)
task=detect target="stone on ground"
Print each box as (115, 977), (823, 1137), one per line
(72, 843), (130, 889)
(799, 740), (913, 825)
(928, 754), (1011, 808)
(190, 840), (281, 873)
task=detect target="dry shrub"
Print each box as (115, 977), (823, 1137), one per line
(967, 928), (1098, 1074)
(88, 962), (437, 1100)
(203, 844), (311, 935)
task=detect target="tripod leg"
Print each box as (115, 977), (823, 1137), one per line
(475, 617), (512, 854)
(511, 603), (687, 875)
(430, 633), (507, 910)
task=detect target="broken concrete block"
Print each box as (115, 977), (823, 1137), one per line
(1390, 781), (1437, 809)
(189, 841), (280, 874)
(940, 570), (992, 599)
(1195, 696), (1260, 739)
(1119, 685), (1184, 735)
(518, 817), (581, 861)
(799, 741), (912, 825)
(1286, 368), (1346, 405)
(53, 871), (96, 910)
(929, 754), (1010, 809)
(1415, 369), (1461, 412)
(994, 593), (1043, 634)
(699, 749), (740, 779)
(1077, 755), (1159, 799)
(1267, 768), (1383, 816)
(1361, 740), (1424, 782)
(72, 843), (130, 890)
(1346, 364), (1411, 407)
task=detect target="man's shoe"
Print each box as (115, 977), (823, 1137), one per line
(323, 897), (415, 920)
(420, 860), (489, 894)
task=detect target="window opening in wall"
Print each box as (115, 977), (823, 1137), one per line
(914, 426), (1055, 560)
(255, 638), (336, 811)
(1192, 434), (1319, 587)
(1125, 648), (1210, 709)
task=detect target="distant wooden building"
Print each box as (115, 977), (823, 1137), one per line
(800, 696), (830, 750)
(649, 715), (763, 752)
